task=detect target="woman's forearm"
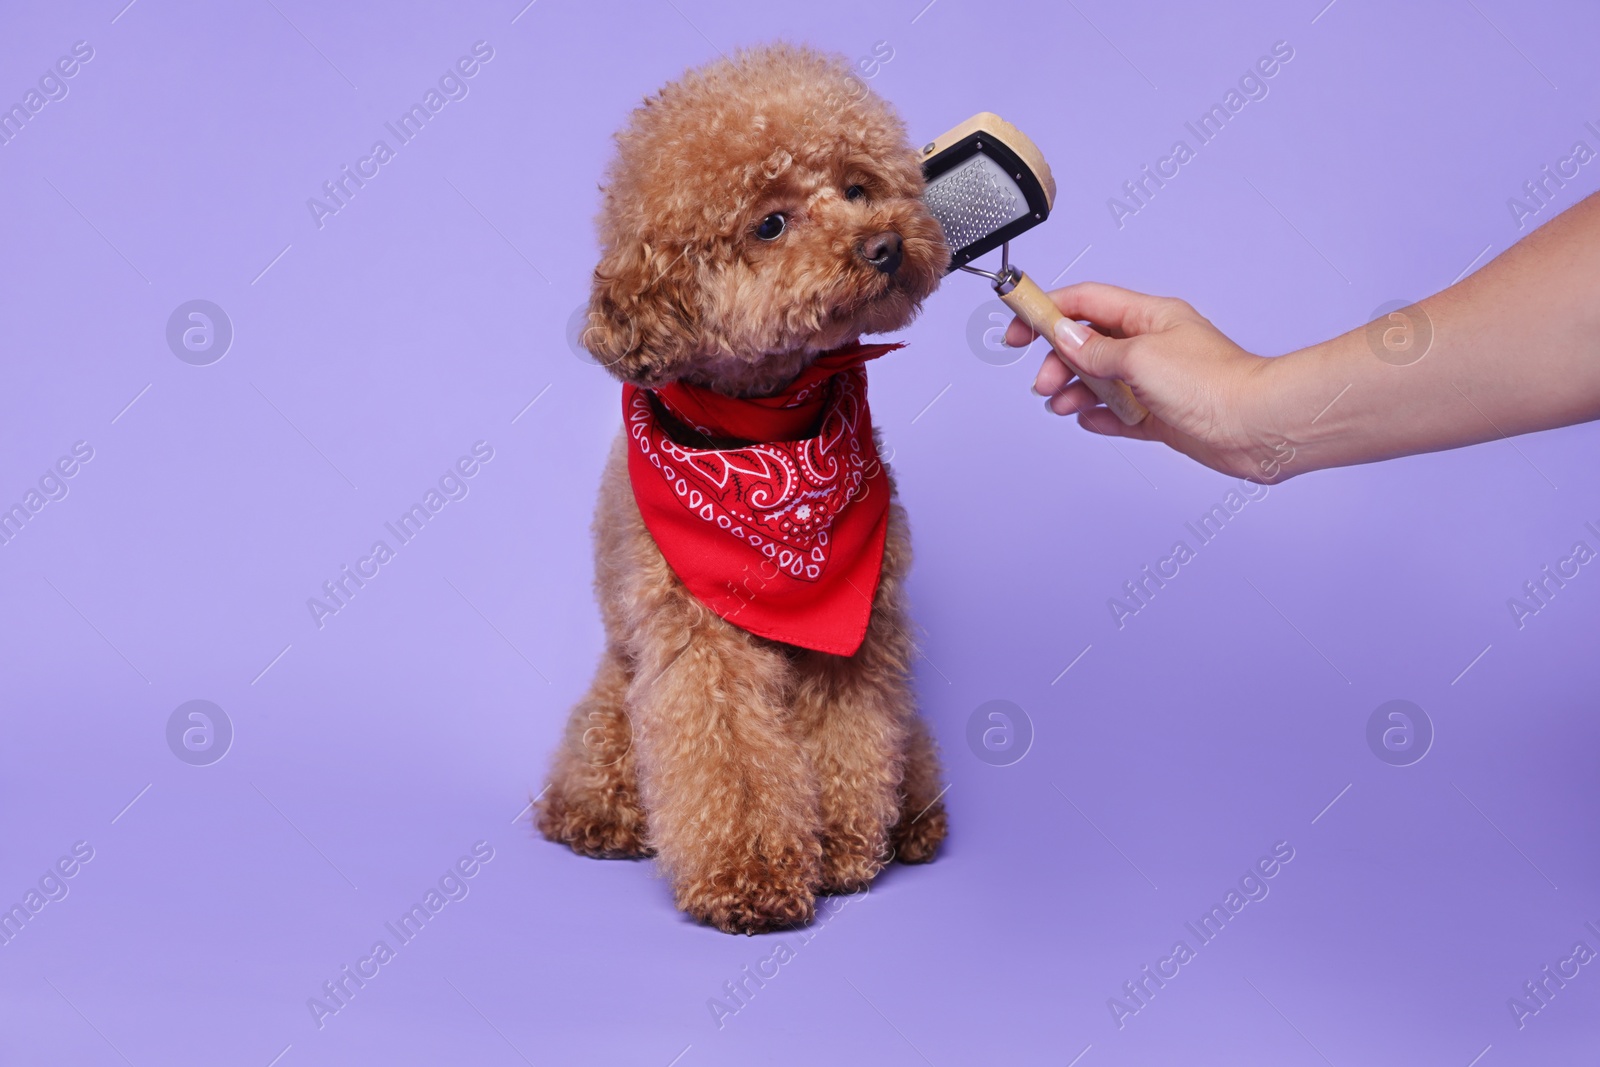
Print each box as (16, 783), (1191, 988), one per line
(1265, 192), (1600, 475)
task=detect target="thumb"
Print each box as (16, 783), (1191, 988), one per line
(1053, 317), (1132, 382)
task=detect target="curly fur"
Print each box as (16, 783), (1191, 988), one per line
(537, 43), (948, 935)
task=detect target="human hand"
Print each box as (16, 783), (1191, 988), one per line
(1006, 282), (1290, 481)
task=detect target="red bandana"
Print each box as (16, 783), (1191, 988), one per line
(623, 342), (902, 656)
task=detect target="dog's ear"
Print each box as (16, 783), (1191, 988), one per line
(583, 238), (701, 385)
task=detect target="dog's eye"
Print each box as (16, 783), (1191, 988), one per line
(754, 213), (787, 241)
(845, 184), (866, 201)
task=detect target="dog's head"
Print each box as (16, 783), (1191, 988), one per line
(583, 44), (947, 395)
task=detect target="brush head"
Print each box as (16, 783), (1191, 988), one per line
(920, 112), (1056, 272)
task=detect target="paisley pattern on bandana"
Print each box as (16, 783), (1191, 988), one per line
(622, 343), (899, 656)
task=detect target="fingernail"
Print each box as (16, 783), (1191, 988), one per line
(1055, 318), (1088, 352)
(1029, 382), (1043, 396)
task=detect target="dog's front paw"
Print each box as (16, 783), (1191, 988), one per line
(890, 800), (947, 864)
(536, 784), (653, 860)
(818, 830), (888, 895)
(676, 847), (819, 935)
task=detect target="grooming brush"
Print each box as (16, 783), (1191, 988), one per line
(921, 113), (1148, 425)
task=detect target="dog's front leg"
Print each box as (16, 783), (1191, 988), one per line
(536, 646), (652, 859)
(790, 634), (908, 894)
(792, 503), (944, 892)
(627, 591), (822, 934)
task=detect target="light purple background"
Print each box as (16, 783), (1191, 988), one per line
(3, 1), (1599, 1064)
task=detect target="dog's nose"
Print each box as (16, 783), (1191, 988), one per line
(858, 231), (904, 275)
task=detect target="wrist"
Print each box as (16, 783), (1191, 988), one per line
(1216, 351), (1304, 483)
(1251, 333), (1367, 479)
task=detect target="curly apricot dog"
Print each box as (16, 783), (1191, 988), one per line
(536, 44), (949, 935)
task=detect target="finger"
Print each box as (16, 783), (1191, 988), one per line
(1077, 404), (1160, 440)
(1003, 316), (1041, 348)
(1083, 319), (1130, 340)
(1052, 319), (1137, 382)
(1011, 315), (1127, 347)
(1032, 350), (1077, 396)
(1004, 315), (1132, 348)
(1038, 281), (1185, 338)
(1045, 381), (1098, 417)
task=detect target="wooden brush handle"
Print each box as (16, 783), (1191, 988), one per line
(1000, 272), (1149, 426)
